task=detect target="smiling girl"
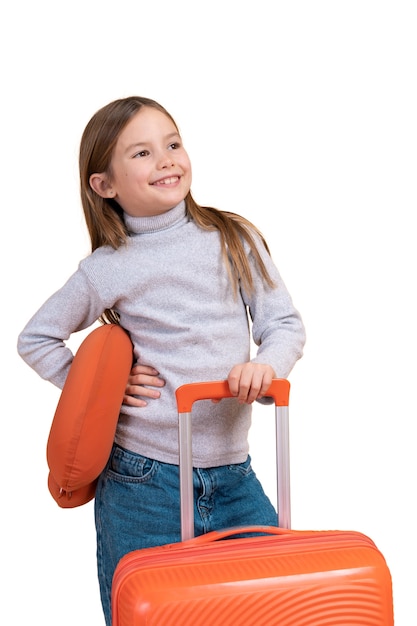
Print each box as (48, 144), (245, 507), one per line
(17, 96), (305, 625)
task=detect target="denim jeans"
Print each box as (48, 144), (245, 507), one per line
(95, 444), (278, 626)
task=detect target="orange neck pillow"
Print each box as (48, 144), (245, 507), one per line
(46, 324), (133, 508)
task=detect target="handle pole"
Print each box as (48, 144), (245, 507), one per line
(176, 379), (291, 540)
(276, 405), (291, 529)
(179, 412), (194, 541)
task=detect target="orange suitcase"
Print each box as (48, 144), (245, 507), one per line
(111, 380), (394, 625)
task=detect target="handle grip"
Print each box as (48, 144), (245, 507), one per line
(175, 379), (290, 412)
(176, 379), (292, 541)
(181, 525), (296, 546)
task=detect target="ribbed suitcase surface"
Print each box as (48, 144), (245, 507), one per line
(112, 526), (393, 625)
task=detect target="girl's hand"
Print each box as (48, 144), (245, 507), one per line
(123, 364), (165, 407)
(225, 362), (276, 405)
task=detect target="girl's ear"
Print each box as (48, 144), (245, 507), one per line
(89, 173), (115, 199)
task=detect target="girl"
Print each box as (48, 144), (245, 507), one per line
(18, 96), (306, 625)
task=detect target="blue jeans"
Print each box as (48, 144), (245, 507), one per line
(95, 444), (278, 626)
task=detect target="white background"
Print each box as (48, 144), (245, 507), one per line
(2, 1), (416, 624)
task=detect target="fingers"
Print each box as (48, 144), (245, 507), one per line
(123, 364), (165, 407)
(228, 363), (275, 404)
(123, 393), (149, 408)
(124, 363), (275, 407)
(129, 364), (164, 383)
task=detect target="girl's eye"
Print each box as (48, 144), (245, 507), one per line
(133, 149), (149, 158)
(169, 142), (181, 150)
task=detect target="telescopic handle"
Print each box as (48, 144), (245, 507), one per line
(176, 379), (290, 412)
(176, 379), (291, 541)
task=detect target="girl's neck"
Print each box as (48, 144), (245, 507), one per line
(123, 200), (186, 235)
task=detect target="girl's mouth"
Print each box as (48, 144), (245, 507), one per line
(152, 176), (179, 186)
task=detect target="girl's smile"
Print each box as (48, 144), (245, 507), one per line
(151, 175), (181, 186)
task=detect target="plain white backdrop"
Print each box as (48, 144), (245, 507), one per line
(2, 1), (416, 624)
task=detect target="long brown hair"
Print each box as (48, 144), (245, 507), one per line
(79, 96), (276, 323)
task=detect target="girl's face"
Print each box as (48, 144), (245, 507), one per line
(92, 107), (192, 217)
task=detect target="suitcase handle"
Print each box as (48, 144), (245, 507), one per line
(175, 379), (290, 412)
(181, 525), (296, 545)
(175, 379), (291, 541)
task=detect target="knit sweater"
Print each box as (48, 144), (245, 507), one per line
(17, 201), (305, 467)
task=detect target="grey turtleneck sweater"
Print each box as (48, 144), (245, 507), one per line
(17, 201), (305, 467)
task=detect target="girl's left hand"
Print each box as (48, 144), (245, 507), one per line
(212, 362), (276, 405)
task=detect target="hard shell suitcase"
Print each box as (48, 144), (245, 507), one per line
(111, 380), (394, 626)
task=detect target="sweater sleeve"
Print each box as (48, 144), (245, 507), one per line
(17, 270), (106, 389)
(242, 235), (306, 379)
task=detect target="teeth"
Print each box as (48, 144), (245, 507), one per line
(158, 177), (178, 185)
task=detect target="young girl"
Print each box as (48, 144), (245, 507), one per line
(17, 96), (306, 625)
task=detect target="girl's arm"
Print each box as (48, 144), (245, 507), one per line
(17, 271), (106, 389)
(18, 270), (166, 403)
(229, 232), (306, 404)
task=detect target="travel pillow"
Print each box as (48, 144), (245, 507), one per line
(46, 323), (133, 508)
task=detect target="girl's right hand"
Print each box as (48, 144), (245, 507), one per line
(123, 364), (165, 407)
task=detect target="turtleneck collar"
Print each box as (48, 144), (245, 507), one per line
(123, 200), (187, 235)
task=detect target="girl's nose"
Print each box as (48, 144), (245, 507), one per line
(157, 153), (175, 169)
